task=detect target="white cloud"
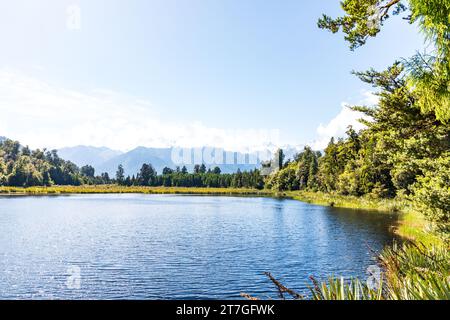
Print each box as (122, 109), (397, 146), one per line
(361, 89), (379, 106)
(312, 93), (375, 150)
(0, 69), (280, 152)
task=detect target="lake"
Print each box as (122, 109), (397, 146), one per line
(0, 194), (398, 299)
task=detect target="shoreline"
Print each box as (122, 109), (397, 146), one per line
(0, 186), (272, 196)
(0, 185), (437, 244)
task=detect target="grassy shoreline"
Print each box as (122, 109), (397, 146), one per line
(284, 190), (442, 245)
(0, 185), (273, 196)
(0, 186), (405, 211)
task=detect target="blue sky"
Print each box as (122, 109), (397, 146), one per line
(0, 0), (425, 151)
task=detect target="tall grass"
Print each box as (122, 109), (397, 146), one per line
(260, 242), (449, 300)
(378, 242), (450, 300)
(308, 276), (384, 300)
(286, 190), (406, 213)
(0, 185), (272, 196)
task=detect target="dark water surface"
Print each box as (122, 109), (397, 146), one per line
(0, 194), (398, 299)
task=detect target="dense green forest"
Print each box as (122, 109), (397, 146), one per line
(114, 163), (264, 189)
(0, 140), (264, 189)
(267, 64), (449, 234)
(333, 0), (450, 236)
(267, 0), (450, 237)
(0, 140), (84, 186)
(267, 0), (450, 234)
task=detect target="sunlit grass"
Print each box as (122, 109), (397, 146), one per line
(285, 190), (405, 213)
(0, 185), (273, 196)
(396, 210), (443, 247)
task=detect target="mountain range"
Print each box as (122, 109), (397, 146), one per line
(1, 135), (301, 176)
(58, 145), (301, 176)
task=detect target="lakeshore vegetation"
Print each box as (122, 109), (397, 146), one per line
(0, 0), (448, 300)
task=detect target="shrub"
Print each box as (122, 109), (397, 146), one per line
(411, 155), (450, 236)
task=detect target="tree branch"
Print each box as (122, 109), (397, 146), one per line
(380, 0), (402, 20)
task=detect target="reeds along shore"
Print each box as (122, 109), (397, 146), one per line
(0, 185), (273, 196)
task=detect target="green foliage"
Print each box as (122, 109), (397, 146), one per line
(336, 161), (360, 196)
(379, 242), (450, 300)
(308, 276), (383, 300)
(269, 61), (449, 238)
(306, 233), (450, 301)
(318, 0), (407, 50)
(137, 163), (157, 186)
(266, 147), (320, 191)
(116, 164), (125, 185)
(410, 155), (450, 235)
(113, 162), (263, 189)
(0, 139), (91, 187)
(7, 155), (43, 187)
(320, 0), (450, 121)
(81, 165), (95, 178)
(266, 162), (298, 191)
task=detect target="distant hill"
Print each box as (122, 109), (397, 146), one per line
(58, 146), (123, 168)
(96, 147), (174, 176)
(58, 145), (303, 176)
(95, 147), (262, 176)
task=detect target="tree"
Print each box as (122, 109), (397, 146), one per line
(162, 167), (174, 175)
(317, 138), (341, 192)
(199, 164), (207, 174)
(22, 146), (31, 156)
(81, 165), (95, 178)
(275, 149), (285, 170)
(319, 0), (450, 122)
(0, 156), (7, 185)
(411, 155), (450, 235)
(352, 63), (448, 196)
(7, 156), (43, 187)
(2, 140), (21, 161)
(212, 167), (221, 174)
(101, 172), (110, 184)
(116, 164), (125, 185)
(232, 169), (243, 188)
(318, 0), (408, 51)
(137, 163), (156, 186)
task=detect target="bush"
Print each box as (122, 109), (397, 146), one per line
(411, 155), (450, 236)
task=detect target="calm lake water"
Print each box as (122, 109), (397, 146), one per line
(0, 194), (398, 300)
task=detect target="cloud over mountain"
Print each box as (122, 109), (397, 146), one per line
(0, 69), (281, 153)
